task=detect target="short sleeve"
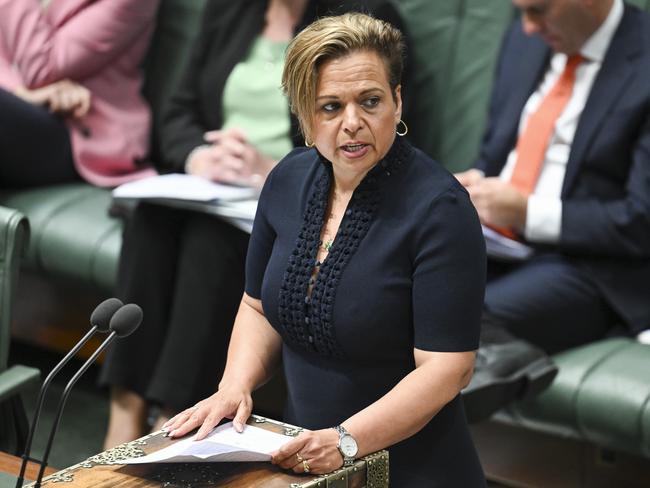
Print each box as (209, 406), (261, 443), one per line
(412, 187), (486, 352)
(245, 170), (277, 299)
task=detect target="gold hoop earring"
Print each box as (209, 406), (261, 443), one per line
(396, 120), (408, 137)
(305, 138), (315, 148)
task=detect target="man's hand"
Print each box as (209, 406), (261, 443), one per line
(14, 79), (91, 118)
(465, 177), (528, 229)
(454, 168), (484, 188)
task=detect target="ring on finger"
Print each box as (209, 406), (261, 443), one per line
(302, 459), (310, 473)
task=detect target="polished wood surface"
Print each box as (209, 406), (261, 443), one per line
(0, 451), (57, 481)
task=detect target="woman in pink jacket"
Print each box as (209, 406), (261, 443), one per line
(0, 0), (159, 188)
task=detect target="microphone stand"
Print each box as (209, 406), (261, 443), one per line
(33, 331), (119, 488)
(14, 326), (100, 488)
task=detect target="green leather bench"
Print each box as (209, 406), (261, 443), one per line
(2, 0), (650, 485)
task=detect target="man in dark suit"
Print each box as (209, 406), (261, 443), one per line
(457, 0), (650, 421)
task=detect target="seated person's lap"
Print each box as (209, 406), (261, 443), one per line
(0, 88), (77, 187)
(485, 254), (617, 354)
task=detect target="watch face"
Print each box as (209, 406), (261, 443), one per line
(340, 434), (358, 457)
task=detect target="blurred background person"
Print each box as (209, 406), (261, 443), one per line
(457, 0), (650, 422)
(0, 0), (159, 188)
(163, 12), (486, 487)
(99, 0), (414, 449)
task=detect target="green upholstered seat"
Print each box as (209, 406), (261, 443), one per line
(0, 206), (40, 453)
(0, 186), (120, 291)
(501, 338), (650, 458)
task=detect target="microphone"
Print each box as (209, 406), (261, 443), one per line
(34, 303), (143, 487)
(15, 298), (123, 488)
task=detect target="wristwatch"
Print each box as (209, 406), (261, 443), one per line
(332, 425), (358, 466)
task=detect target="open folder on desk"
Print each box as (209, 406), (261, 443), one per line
(112, 174), (259, 233)
(482, 225), (533, 261)
(122, 422), (292, 464)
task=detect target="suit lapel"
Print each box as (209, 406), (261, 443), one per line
(499, 39), (550, 164)
(562, 6), (642, 196)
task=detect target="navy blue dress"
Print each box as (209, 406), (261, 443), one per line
(246, 137), (487, 487)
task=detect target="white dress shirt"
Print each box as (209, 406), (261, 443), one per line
(499, 0), (623, 243)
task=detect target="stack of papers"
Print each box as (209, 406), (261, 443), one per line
(123, 422), (292, 464)
(112, 174), (258, 202)
(482, 225), (533, 261)
(112, 174), (259, 233)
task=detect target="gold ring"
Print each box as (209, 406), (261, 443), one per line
(302, 459), (310, 473)
(296, 453), (304, 463)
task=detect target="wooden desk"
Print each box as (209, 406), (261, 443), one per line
(34, 416), (388, 487)
(0, 451), (56, 482)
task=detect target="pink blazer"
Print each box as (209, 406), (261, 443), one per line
(0, 0), (159, 186)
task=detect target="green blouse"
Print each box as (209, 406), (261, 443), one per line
(221, 36), (293, 161)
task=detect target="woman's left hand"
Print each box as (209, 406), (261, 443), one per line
(271, 428), (343, 475)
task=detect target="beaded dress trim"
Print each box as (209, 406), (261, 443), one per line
(277, 137), (413, 357)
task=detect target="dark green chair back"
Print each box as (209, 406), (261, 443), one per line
(399, 0), (515, 171)
(0, 206), (40, 453)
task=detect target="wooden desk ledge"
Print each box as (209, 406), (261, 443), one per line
(0, 451), (57, 482)
(32, 416), (389, 488)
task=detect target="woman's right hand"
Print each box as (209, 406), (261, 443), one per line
(162, 384), (253, 441)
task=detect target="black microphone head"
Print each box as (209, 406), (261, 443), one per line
(109, 303), (143, 338)
(90, 298), (124, 332)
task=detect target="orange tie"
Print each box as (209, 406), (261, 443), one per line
(491, 54), (584, 240)
(510, 54), (584, 194)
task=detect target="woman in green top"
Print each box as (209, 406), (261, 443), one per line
(99, 0), (413, 449)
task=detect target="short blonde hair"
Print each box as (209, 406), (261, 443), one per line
(282, 12), (404, 143)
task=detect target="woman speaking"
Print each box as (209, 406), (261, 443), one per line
(163, 12), (487, 486)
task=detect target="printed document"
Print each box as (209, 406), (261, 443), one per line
(112, 174), (258, 202)
(112, 174), (258, 233)
(482, 225), (533, 261)
(123, 422), (292, 464)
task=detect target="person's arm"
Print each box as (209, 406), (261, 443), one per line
(164, 161), (282, 436)
(271, 349), (474, 474)
(163, 293), (282, 437)
(0, 0), (159, 87)
(559, 112), (650, 258)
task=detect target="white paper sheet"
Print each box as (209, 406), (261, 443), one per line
(482, 225), (534, 261)
(122, 422), (292, 464)
(112, 174), (258, 202)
